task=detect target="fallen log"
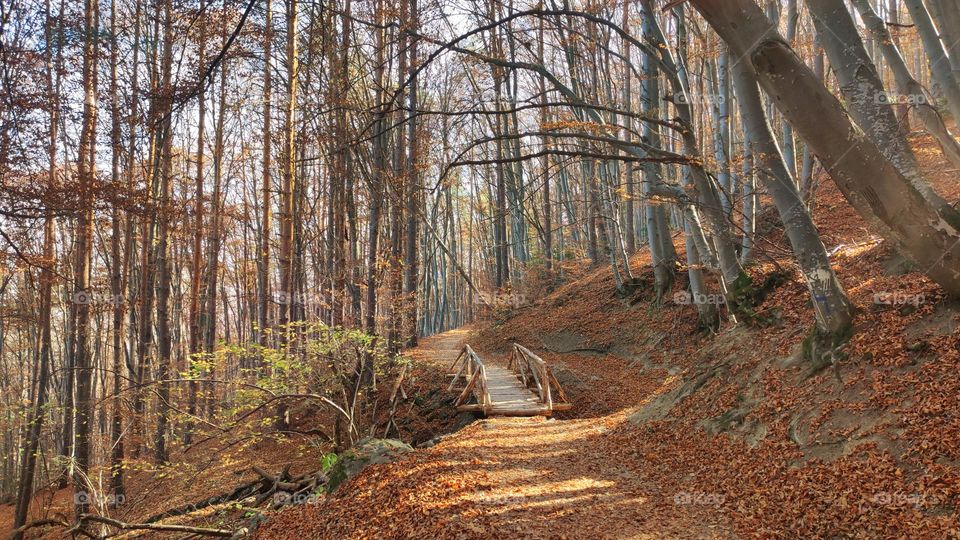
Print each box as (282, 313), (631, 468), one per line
(11, 514), (238, 539)
(144, 478), (262, 523)
(81, 514), (237, 537)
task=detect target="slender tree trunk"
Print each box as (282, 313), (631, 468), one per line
(800, 33), (823, 205)
(72, 0), (99, 516)
(781, 0), (798, 178)
(640, 38), (675, 302)
(740, 119), (756, 263)
(903, 0), (960, 122)
(851, 0), (960, 169)
(13, 1), (59, 531)
(618, 2), (635, 257)
(731, 56), (854, 338)
(403, 0), (419, 347)
(132, 0), (164, 459)
(153, 0), (175, 465)
(692, 0), (960, 297)
(539, 16), (554, 272)
(640, 0), (748, 306)
(362, 0), (386, 384)
(258, 0), (273, 347)
(107, 0), (127, 499)
(121, 0), (142, 466)
(669, 7), (718, 328)
(203, 23), (228, 418)
(279, 0), (298, 330)
(186, 0), (206, 445)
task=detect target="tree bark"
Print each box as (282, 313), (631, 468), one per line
(692, 0), (960, 297)
(807, 0), (934, 204)
(13, 1), (60, 532)
(903, 0), (960, 123)
(851, 0), (960, 170)
(258, 0), (273, 347)
(153, 0), (175, 465)
(731, 56), (854, 337)
(71, 0), (99, 515)
(186, 0), (207, 445)
(403, 0), (419, 347)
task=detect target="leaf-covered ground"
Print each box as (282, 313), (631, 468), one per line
(0, 331), (470, 538)
(6, 134), (960, 539)
(255, 133), (960, 538)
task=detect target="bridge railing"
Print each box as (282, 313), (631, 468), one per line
(447, 345), (490, 410)
(509, 343), (571, 411)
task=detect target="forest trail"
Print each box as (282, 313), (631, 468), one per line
(420, 329), (545, 416)
(472, 363), (543, 413)
(421, 328), (470, 365)
(448, 344), (552, 416)
(256, 329), (731, 539)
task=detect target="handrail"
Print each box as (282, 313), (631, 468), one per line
(448, 343), (571, 415)
(449, 345), (491, 410)
(510, 343), (570, 410)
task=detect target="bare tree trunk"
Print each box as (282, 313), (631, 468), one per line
(107, 0), (128, 498)
(539, 16), (554, 272)
(203, 22), (228, 418)
(132, 0), (164, 459)
(799, 33), (823, 205)
(279, 0), (298, 330)
(186, 0), (206, 445)
(387, 11), (407, 356)
(692, 0), (960, 297)
(851, 0), (960, 169)
(640, 36), (675, 302)
(71, 0), (99, 516)
(13, 1), (59, 532)
(404, 0), (419, 347)
(671, 6), (718, 328)
(781, 0), (799, 178)
(903, 0), (960, 123)
(621, 0), (635, 257)
(640, 0), (748, 306)
(740, 121), (756, 264)
(807, 0), (934, 204)
(731, 56), (854, 339)
(153, 0), (175, 465)
(362, 0), (386, 383)
(258, 0), (273, 347)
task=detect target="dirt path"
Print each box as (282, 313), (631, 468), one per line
(404, 327), (471, 378)
(256, 329), (732, 539)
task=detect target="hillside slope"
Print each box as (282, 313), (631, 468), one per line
(257, 132), (960, 538)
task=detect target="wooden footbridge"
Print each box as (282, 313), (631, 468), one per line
(447, 343), (572, 416)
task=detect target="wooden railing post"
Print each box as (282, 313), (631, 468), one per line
(451, 342), (570, 415)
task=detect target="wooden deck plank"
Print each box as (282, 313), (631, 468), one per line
(477, 364), (542, 415)
(449, 344), (570, 417)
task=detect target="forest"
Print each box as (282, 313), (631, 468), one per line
(2, 0), (960, 537)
